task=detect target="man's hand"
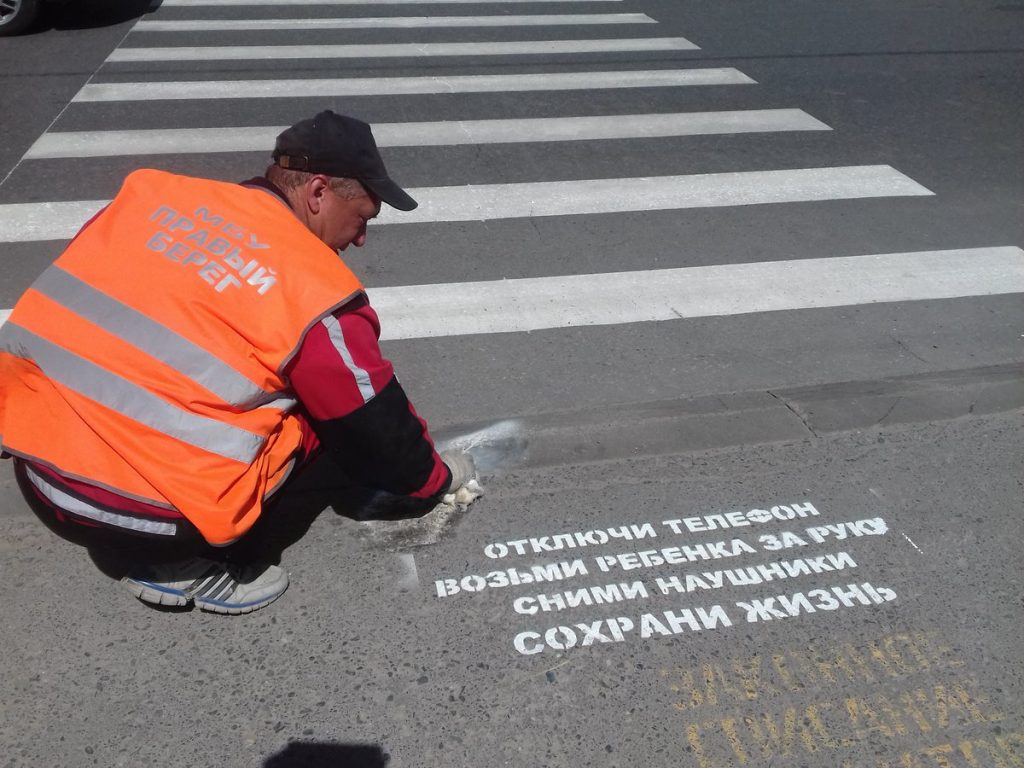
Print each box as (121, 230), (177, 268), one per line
(441, 449), (476, 492)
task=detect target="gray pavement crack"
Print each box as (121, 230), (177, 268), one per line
(873, 396), (904, 426)
(767, 391), (819, 438)
(890, 333), (930, 364)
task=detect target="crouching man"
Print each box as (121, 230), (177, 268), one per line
(0, 110), (474, 614)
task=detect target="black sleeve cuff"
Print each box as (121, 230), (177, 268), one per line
(309, 375), (441, 497)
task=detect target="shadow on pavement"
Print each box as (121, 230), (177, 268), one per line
(226, 453), (440, 565)
(264, 741), (389, 768)
(13, 453), (437, 589)
(27, 0), (160, 34)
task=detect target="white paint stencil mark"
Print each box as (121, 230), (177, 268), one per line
(396, 553), (421, 591)
(901, 532), (924, 555)
(436, 419), (528, 473)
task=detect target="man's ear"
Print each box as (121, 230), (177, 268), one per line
(306, 175), (330, 215)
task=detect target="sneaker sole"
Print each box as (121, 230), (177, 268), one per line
(122, 572), (288, 614)
(121, 577), (190, 608)
(195, 589), (286, 615)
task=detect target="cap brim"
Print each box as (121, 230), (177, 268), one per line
(362, 177), (418, 212)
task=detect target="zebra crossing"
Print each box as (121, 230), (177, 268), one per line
(1, 0), (1020, 349)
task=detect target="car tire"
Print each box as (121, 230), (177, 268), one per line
(0, 0), (40, 36)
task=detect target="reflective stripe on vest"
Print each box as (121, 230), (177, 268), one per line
(32, 264), (271, 408)
(24, 463), (179, 537)
(1, 322), (264, 464)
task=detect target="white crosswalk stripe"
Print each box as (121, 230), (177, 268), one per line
(381, 166), (932, 224)
(25, 110), (830, 159)
(160, 0), (627, 5)
(0, 201), (107, 244)
(75, 69), (755, 102)
(107, 37), (700, 62)
(131, 14), (657, 32)
(0, 167), (929, 243)
(371, 248), (1024, 339)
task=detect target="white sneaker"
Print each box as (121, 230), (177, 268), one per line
(121, 556), (288, 615)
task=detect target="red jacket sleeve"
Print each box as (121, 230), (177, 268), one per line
(286, 297), (450, 498)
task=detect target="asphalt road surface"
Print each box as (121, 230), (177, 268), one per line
(0, 0), (1021, 765)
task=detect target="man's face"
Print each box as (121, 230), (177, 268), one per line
(316, 179), (382, 252)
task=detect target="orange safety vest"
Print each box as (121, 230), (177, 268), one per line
(0, 169), (364, 545)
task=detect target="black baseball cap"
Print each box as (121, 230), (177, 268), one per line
(273, 110), (417, 211)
